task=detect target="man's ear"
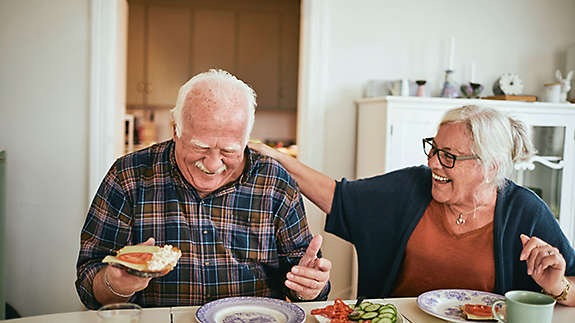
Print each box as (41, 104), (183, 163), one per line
(171, 121), (177, 138)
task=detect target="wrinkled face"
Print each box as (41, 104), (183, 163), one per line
(174, 82), (249, 197)
(428, 122), (486, 205)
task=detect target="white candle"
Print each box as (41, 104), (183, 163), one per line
(471, 62), (476, 82)
(448, 36), (455, 70)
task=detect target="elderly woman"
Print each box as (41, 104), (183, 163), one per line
(250, 105), (575, 306)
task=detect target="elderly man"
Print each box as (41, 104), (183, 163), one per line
(76, 70), (331, 309)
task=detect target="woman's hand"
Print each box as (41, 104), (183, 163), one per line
(520, 234), (566, 296)
(248, 141), (282, 159)
(285, 235), (332, 300)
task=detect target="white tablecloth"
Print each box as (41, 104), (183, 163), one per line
(172, 298), (575, 323)
(3, 298), (574, 322)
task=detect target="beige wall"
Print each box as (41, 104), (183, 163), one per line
(0, 0), (89, 316)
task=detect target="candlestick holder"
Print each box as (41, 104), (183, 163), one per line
(440, 70), (459, 98)
(460, 82), (484, 98)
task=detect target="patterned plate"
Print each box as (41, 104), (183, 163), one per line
(417, 289), (504, 323)
(196, 297), (305, 323)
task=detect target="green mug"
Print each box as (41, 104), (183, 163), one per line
(491, 290), (555, 323)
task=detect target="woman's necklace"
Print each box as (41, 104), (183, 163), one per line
(445, 204), (482, 225)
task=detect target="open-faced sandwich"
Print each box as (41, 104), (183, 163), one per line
(103, 245), (182, 277)
(462, 304), (495, 321)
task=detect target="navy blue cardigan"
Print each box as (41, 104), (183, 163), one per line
(325, 166), (575, 297)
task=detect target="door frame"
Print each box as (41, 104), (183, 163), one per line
(89, 0), (328, 198)
(88, 0), (127, 201)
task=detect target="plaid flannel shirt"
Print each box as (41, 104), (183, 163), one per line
(76, 140), (323, 309)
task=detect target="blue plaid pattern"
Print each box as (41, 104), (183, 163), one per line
(76, 140), (314, 309)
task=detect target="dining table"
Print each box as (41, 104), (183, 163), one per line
(3, 298), (574, 322)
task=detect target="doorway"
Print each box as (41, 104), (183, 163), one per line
(124, 0), (301, 154)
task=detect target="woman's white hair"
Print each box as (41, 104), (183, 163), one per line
(170, 69), (257, 141)
(439, 105), (535, 189)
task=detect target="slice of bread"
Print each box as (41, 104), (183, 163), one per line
(103, 245), (181, 273)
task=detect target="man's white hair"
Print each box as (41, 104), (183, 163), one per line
(170, 69), (257, 142)
(439, 105), (535, 189)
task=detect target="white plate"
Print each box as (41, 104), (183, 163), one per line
(196, 297), (305, 323)
(417, 289), (504, 322)
(313, 300), (403, 323)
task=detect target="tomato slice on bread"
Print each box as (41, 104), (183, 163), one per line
(463, 304), (495, 321)
(118, 252), (153, 264)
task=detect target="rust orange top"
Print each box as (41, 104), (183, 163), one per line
(391, 199), (495, 297)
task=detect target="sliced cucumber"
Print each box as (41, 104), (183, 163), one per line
(364, 304), (381, 312)
(379, 307), (396, 315)
(378, 313), (395, 319)
(379, 318), (394, 323)
(348, 311), (363, 320)
(360, 312), (378, 320)
(359, 302), (372, 310)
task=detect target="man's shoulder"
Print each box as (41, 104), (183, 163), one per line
(113, 141), (173, 175)
(247, 149), (297, 187)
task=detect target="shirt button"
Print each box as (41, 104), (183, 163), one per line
(202, 230), (208, 234)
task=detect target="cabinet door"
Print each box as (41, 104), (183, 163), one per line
(237, 12), (280, 109)
(126, 4), (146, 106)
(192, 9), (236, 75)
(387, 109), (442, 173)
(147, 6), (191, 106)
(279, 13), (299, 110)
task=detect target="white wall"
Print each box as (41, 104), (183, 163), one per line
(0, 0), (89, 316)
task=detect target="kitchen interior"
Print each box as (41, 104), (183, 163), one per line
(125, 0), (300, 156)
(3, 0), (575, 318)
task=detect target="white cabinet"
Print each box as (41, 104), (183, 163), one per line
(355, 96), (575, 245)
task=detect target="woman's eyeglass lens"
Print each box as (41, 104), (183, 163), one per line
(422, 138), (478, 169)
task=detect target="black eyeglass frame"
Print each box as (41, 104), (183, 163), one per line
(422, 137), (479, 169)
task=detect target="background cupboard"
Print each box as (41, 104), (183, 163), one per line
(126, 0), (299, 111)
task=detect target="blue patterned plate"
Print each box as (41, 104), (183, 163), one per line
(417, 289), (504, 322)
(196, 297), (305, 323)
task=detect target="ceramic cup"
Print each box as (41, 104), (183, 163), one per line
(97, 303), (142, 323)
(491, 290), (555, 323)
(544, 83), (561, 102)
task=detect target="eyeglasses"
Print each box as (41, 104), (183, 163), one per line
(422, 137), (479, 169)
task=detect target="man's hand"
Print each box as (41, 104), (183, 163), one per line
(285, 235), (331, 300)
(520, 234), (566, 296)
(97, 237), (155, 303)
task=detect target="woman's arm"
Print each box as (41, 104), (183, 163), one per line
(249, 142), (336, 214)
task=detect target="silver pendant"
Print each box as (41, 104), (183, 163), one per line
(456, 213), (466, 225)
